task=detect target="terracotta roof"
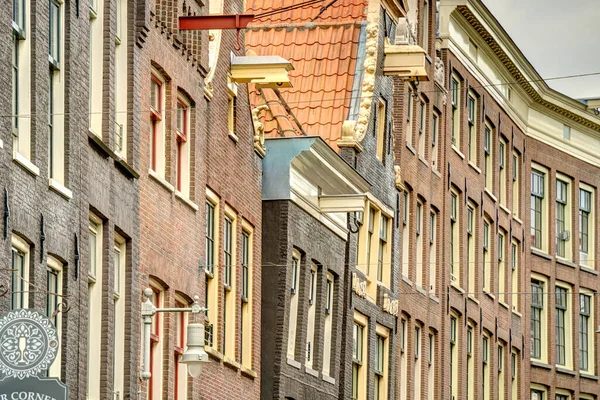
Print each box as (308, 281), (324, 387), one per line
(247, 0), (367, 25)
(246, 1), (366, 151)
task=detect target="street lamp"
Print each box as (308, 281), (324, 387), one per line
(140, 288), (210, 380)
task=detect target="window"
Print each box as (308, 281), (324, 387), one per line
(11, 236), (30, 310)
(114, 0), (127, 158)
(375, 325), (389, 400)
(414, 326), (422, 399)
(422, 0), (429, 53)
(511, 350), (519, 400)
(511, 241), (519, 312)
(579, 186), (594, 267)
(378, 214), (389, 283)
(467, 204), (475, 295)
(530, 279), (544, 360)
(406, 89), (413, 146)
(450, 315), (458, 400)
(288, 251), (301, 359)
(352, 313), (368, 400)
(240, 225), (253, 368)
(432, 111), (439, 169)
(400, 319), (407, 400)
(416, 202), (424, 287)
(498, 344), (505, 400)
(227, 80), (238, 136)
(89, 0), (104, 136)
(150, 71), (166, 177)
(427, 333), (435, 400)
(531, 389), (544, 400)
(113, 237), (126, 398)
(367, 207), (375, 276)
(306, 264), (317, 368)
(148, 284), (164, 400)
(402, 191), (410, 279)
(483, 219), (491, 292)
(498, 232), (506, 303)
(467, 94), (476, 162)
(223, 211), (236, 359)
(555, 286), (570, 367)
(358, 202), (392, 299)
(579, 293), (593, 372)
(556, 395), (569, 400)
(482, 335), (490, 400)
(377, 98), (387, 161)
(204, 190), (219, 349)
(48, 0), (65, 186)
(174, 299), (188, 400)
(46, 256), (62, 378)
(450, 191), (459, 284)
(451, 77), (460, 147)
(323, 273), (335, 376)
(499, 139), (506, 205)
(484, 123), (492, 190)
(531, 169), (546, 250)
(87, 217), (102, 399)
(512, 152), (520, 217)
(556, 179), (570, 259)
(429, 211), (437, 293)
(467, 324), (474, 399)
(175, 95), (191, 197)
(12, 0), (32, 161)
(418, 100), (426, 156)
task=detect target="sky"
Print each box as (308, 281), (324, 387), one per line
(481, 0), (600, 101)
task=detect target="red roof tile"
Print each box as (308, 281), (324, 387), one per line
(247, 0), (367, 25)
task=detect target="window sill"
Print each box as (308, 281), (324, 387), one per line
(499, 300), (509, 310)
(450, 281), (464, 293)
(114, 156), (140, 179)
(305, 366), (319, 377)
(149, 169), (175, 193)
(205, 346), (223, 361)
(416, 285), (428, 296)
(531, 248), (552, 260)
(452, 145), (465, 160)
(175, 191), (199, 211)
(530, 360), (552, 370)
(286, 358), (301, 370)
(467, 295), (479, 305)
(429, 293), (440, 303)
(556, 257), (576, 268)
(49, 178), (73, 200)
(468, 161), (481, 174)
(224, 356), (241, 371)
(432, 169), (441, 179)
(241, 365), (257, 379)
(406, 143), (416, 155)
(13, 152), (40, 176)
(499, 204), (511, 215)
(418, 155), (428, 167)
(556, 366), (576, 376)
(229, 131), (239, 143)
(401, 275), (413, 287)
(483, 289), (495, 300)
(88, 129), (112, 158)
(322, 374), (336, 385)
(580, 265), (598, 275)
(511, 309), (522, 318)
(580, 372), (599, 381)
(88, 130), (139, 179)
(484, 188), (497, 203)
(512, 215), (523, 225)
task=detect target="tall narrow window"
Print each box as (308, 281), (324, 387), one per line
(46, 257), (62, 378)
(175, 96), (191, 197)
(306, 264), (317, 368)
(114, 0), (128, 158)
(556, 179), (569, 258)
(511, 351), (519, 400)
(113, 238), (126, 398)
(13, 0), (32, 160)
(227, 81), (237, 137)
(49, 0), (65, 185)
(499, 140), (506, 205)
(511, 241), (519, 311)
(498, 344), (505, 400)
(352, 314), (368, 400)
(402, 192), (410, 278)
(432, 112), (439, 169)
(498, 232), (505, 303)
(366, 207), (375, 276)
(467, 205), (475, 295)
(288, 252), (301, 359)
(323, 273), (335, 376)
(378, 215), (389, 283)
(11, 237), (29, 310)
(376, 99), (387, 161)
(204, 193), (219, 349)
(422, 0), (429, 53)
(467, 324), (474, 399)
(400, 319), (407, 400)
(531, 169), (545, 250)
(429, 211), (437, 294)
(579, 293), (592, 372)
(418, 100), (426, 156)
(450, 192), (459, 284)
(414, 326), (422, 400)
(451, 77), (460, 147)
(482, 335), (489, 400)
(406, 89), (413, 146)
(512, 152), (520, 217)
(148, 284), (164, 400)
(450, 316), (458, 400)
(240, 227), (253, 368)
(174, 299), (188, 400)
(87, 218), (102, 399)
(530, 279), (544, 360)
(427, 333), (435, 400)
(484, 123), (492, 190)
(150, 71), (166, 177)
(89, 0), (104, 136)
(374, 326), (389, 400)
(483, 219), (490, 291)
(416, 202), (424, 287)
(579, 187), (594, 267)
(555, 286), (568, 366)
(467, 94), (476, 162)
(223, 212), (236, 359)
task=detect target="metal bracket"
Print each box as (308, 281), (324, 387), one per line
(40, 214), (46, 263)
(4, 189), (9, 239)
(74, 233), (80, 280)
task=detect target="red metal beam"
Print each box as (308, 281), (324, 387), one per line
(178, 14), (255, 30)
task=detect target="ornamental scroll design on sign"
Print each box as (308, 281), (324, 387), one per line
(383, 293), (399, 316)
(0, 309), (59, 379)
(352, 272), (367, 298)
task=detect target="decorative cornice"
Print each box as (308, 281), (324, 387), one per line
(456, 6), (600, 132)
